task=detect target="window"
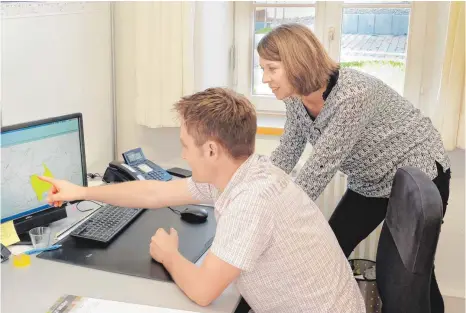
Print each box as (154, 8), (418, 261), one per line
(252, 4), (316, 96)
(234, 1), (417, 113)
(339, 1), (411, 95)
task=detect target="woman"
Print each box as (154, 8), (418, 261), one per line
(258, 23), (450, 313)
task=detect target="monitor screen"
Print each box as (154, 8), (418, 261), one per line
(1, 114), (87, 223)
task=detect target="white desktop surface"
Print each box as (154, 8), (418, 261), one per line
(1, 180), (241, 313)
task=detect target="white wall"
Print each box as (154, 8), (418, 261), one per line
(436, 149), (465, 298)
(194, 1), (234, 91)
(114, 2), (233, 166)
(1, 2), (114, 173)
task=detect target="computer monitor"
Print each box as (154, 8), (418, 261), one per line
(1, 113), (88, 241)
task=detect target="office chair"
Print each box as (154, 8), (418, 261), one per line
(376, 166), (444, 313)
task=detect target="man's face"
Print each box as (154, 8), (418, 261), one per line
(179, 123), (213, 183)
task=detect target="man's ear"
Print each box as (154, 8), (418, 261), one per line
(206, 140), (219, 159)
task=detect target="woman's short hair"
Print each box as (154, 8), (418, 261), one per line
(258, 23), (338, 95)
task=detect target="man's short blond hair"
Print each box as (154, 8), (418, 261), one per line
(174, 88), (257, 159)
(258, 23), (338, 95)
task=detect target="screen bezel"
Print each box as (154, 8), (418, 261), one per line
(1, 113), (88, 223)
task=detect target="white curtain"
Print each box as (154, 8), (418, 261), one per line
(115, 2), (195, 129)
(433, 1), (465, 150)
(458, 85), (465, 149)
(404, 2), (464, 151)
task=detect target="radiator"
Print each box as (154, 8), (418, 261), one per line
(314, 172), (383, 261)
(290, 160), (382, 261)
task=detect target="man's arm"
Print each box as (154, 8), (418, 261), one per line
(150, 228), (240, 306)
(84, 179), (199, 208)
(165, 251), (241, 306)
(150, 191), (272, 306)
(39, 176), (199, 209)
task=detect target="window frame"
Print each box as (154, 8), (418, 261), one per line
(233, 1), (423, 117)
(234, 1), (325, 114)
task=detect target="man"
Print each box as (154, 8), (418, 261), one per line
(40, 88), (365, 312)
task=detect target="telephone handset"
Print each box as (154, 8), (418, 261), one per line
(103, 148), (172, 183)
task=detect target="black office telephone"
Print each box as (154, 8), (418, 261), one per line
(103, 148), (173, 183)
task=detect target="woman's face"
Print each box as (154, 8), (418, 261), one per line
(259, 57), (294, 100)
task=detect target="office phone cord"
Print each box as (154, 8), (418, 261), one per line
(87, 173), (102, 179)
(76, 200), (103, 212)
(168, 207), (181, 215)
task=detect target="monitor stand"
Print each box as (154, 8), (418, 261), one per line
(17, 224), (53, 245)
(13, 206), (67, 245)
(17, 232), (33, 245)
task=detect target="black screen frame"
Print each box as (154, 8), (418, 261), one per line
(1, 112), (88, 190)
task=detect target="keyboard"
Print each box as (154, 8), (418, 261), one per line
(70, 205), (144, 243)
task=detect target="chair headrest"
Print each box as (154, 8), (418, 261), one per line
(385, 166), (443, 274)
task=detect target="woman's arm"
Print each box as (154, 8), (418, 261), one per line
(270, 99), (307, 174)
(295, 89), (374, 201)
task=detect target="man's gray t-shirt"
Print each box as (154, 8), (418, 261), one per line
(188, 154), (365, 313)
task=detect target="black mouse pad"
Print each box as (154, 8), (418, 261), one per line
(37, 205), (216, 282)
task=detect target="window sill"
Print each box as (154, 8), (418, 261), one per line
(257, 127), (284, 136)
(256, 111), (285, 136)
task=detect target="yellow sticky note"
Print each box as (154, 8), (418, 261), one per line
(0, 221), (20, 247)
(13, 254), (31, 268)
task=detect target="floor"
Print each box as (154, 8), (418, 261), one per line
(445, 296), (465, 313)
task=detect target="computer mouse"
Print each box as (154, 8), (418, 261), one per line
(180, 207), (208, 224)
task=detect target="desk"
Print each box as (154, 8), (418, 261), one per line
(1, 181), (241, 313)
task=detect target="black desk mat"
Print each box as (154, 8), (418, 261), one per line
(38, 205), (216, 282)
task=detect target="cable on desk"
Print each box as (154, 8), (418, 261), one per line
(75, 199), (180, 215)
(168, 206), (181, 215)
(76, 200), (103, 212)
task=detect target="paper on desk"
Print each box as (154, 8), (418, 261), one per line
(47, 295), (201, 313)
(0, 221), (20, 247)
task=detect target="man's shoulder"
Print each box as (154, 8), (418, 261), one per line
(238, 154), (291, 185)
(230, 155), (301, 203)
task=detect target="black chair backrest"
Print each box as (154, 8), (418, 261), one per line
(384, 166), (443, 273)
(376, 166), (443, 313)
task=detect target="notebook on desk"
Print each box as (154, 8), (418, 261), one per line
(47, 294), (201, 313)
